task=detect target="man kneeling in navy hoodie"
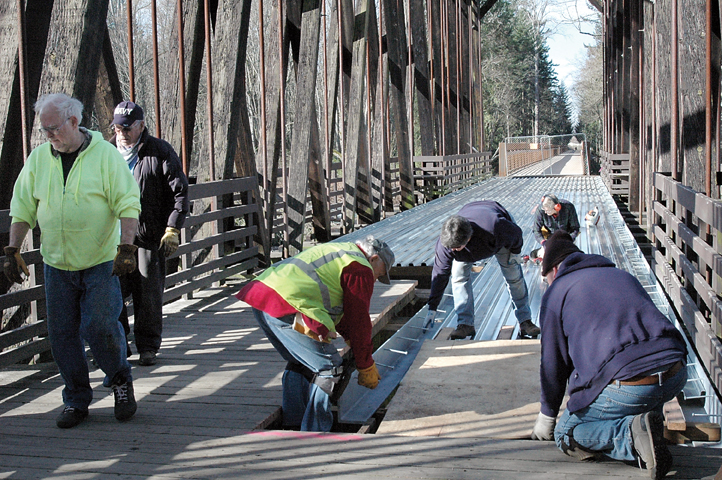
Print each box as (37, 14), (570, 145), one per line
(531, 230), (687, 480)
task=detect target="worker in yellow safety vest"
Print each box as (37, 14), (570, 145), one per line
(235, 236), (395, 431)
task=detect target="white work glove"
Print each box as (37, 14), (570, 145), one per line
(531, 412), (556, 441)
(537, 245), (545, 259)
(423, 310), (437, 332)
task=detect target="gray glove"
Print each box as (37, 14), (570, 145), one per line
(423, 310), (437, 332)
(531, 412), (556, 440)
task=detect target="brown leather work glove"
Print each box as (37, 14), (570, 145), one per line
(357, 363), (381, 389)
(3, 246), (30, 284)
(159, 227), (180, 257)
(112, 244), (138, 276)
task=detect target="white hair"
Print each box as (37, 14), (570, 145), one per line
(355, 235), (382, 256)
(34, 93), (84, 124)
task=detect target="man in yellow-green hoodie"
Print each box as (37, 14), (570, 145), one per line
(3, 93), (141, 429)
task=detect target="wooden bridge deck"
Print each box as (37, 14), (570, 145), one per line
(1, 277), (720, 479)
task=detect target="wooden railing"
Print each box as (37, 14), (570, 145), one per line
(413, 152), (493, 202)
(601, 151), (630, 197)
(499, 143), (566, 175)
(652, 173), (722, 396)
(0, 176), (260, 369)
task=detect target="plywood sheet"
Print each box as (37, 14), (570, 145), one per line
(378, 339), (567, 439)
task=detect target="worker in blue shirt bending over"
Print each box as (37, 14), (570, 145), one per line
(531, 231), (687, 480)
(425, 200), (540, 339)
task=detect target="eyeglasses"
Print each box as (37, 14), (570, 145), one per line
(113, 121), (140, 133)
(38, 117), (69, 135)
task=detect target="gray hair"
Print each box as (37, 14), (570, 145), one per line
(440, 215), (472, 249)
(356, 235), (384, 257)
(542, 194), (560, 211)
(34, 93), (84, 124)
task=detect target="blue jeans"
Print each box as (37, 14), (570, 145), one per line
(451, 247), (531, 326)
(45, 261), (132, 410)
(554, 365), (687, 461)
(252, 308), (343, 431)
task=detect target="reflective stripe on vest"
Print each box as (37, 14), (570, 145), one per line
(257, 242), (372, 330)
(283, 249), (365, 318)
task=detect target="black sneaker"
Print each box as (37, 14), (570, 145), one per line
(519, 320), (541, 338)
(138, 351), (157, 366)
(631, 412), (672, 479)
(112, 380), (137, 421)
(449, 323), (476, 340)
(56, 406), (88, 428)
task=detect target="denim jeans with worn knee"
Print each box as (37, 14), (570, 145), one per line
(252, 308), (343, 431)
(45, 261), (132, 411)
(554, 365), (687, 461)
(451, 247), (530, 327)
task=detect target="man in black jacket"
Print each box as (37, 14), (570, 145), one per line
(112, 101), (189, 366)
(530, 194), (580, 260)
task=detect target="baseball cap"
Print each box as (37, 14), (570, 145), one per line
(113, 101), (144, 127)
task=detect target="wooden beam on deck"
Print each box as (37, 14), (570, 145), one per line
(286, 0), (322, 254)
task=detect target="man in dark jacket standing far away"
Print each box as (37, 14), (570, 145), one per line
(112, 101), (189, 366)
(531, 231), (687, 480)
(425, 200), (539, 339)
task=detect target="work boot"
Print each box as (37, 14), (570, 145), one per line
(519, 320), (541, 338)
(138, 351), (157, 366)
(112, 379), (137, 421)
(631, 411), (672, 479)
(56, 406), (88, 429)
(450, 323), (476, 340)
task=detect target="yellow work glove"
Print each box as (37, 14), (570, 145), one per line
(112, 244), (138, 276)
(357, 363), (381, 389)
(159, 227), (180, 257)
(3, 246), (29, 284)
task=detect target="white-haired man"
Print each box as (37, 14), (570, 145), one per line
(3, 93), (141, 428)
(235, 236), (395, 431)
(530, 194), (580, 260)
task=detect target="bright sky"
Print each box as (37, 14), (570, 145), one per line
(546, 0), (598, 89)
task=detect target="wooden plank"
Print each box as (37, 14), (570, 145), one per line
(383, 0), (414, 211)
(35, 1), (109, 127)
(409, 0), (434, 156)
(663, 396), (687, 431)
(159, 0), (204, 166)
(286, 0), (322, 254)
(378, 340), (549, 439)
(342, 0), (369, 233)
(0, 1), (53, 210)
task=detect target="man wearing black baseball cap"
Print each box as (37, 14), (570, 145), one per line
(531, 231), (687, 479)
(111, 101), (189, 367)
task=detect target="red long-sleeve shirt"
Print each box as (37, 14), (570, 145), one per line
(236, 261), (375, 369)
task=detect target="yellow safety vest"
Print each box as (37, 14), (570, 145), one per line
(256, 242), (372, 332)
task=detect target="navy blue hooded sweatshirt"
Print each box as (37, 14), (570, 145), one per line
(428, 201), (523, 311)
(538, 251), (687, 417)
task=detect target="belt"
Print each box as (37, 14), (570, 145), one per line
(612, 361), (684, 386)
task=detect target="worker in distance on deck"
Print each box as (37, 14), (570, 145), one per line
(236, 235), (395, 432)
(529, 194), (580, 260)
(531, 231), (687, 480)
(425, 201), (540, 340)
